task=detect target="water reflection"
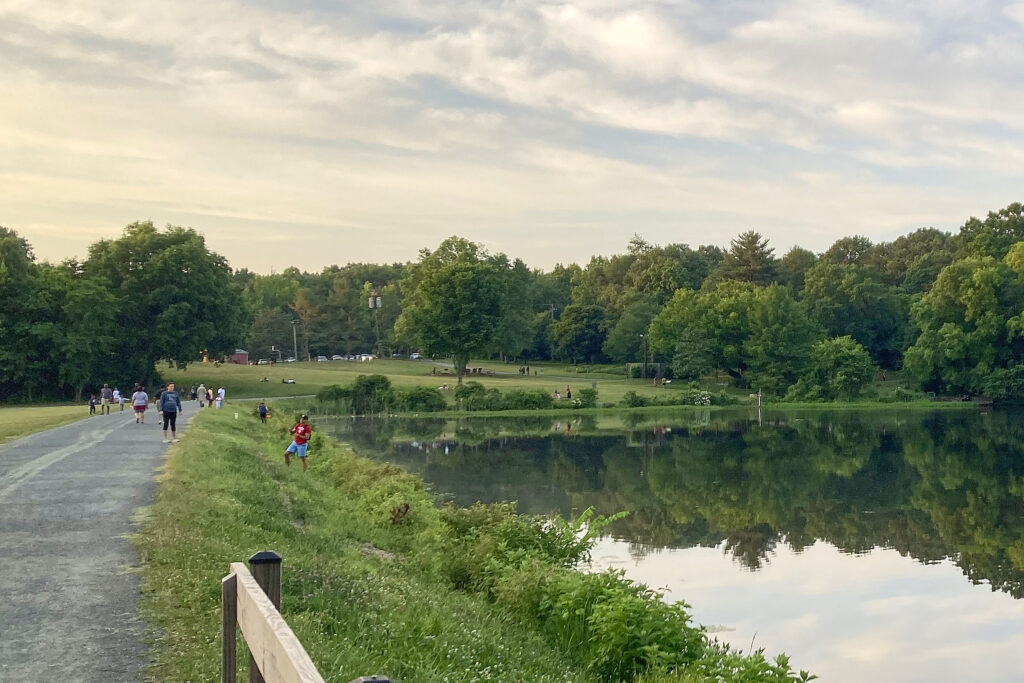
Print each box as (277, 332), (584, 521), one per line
(325, 408), (1024, 598)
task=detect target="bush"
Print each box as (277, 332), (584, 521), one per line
(576, 387), (598, 408)
(454, 381), (488, 410)
(623, 390), (649, 408)
(501, 390), (554, 410)
(394, 385), (447, 412)
(349, 374), (395, 414)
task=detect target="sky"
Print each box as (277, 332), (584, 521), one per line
(2, 0), (1023, 273)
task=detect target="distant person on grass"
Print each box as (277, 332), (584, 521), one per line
(285, 414), (313, 472)
(100, 383), (113, 414)
(197, 383), (207, 407)
(160, 382), (183, 443)
(258, 401), (268, 424)
(131, 385), (148, 423)
(89, 394), (97, 415)
(216, 386), (226, 408)
(112, 387), (122, 411)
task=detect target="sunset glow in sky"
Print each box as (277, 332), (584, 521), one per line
(2, 1), (1023, 271)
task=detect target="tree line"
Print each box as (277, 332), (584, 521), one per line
(2, 201), (1023, 400)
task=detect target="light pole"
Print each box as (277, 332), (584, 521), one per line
(369, 290), (382, 355)
(639, 333), (648, 380)
(290, 321), (299, 361)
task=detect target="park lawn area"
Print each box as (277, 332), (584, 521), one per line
(0, 404), (90, 446)
(159, 358), (683, 405)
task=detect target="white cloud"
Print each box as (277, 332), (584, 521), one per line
(0, 0), (1021, 271)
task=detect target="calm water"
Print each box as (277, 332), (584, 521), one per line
(324, 408), (1024, 682)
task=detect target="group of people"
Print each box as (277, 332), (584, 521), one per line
(87, 380), (228, 444)
(188, 383), (226, 408)
(554, 385), (572, 400)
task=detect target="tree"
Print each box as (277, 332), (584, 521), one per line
(954, 202), (1024, 260)
(602, 298), (661, 363)
(904, 254), (1024, 393)
(0, 227), (38, 399)
(649, 281), (760, 384)
(801, 262), (907, 368)
(553, 304), (606, 363)
(787, 336), (875, 400)
(83, 221), (248, 384)
(778, 246), (818, 291)
(821, 235), (874, 265)
(714, 231), (778, 286)
(395, 236), (521, 381)
(873, 228), (954, 293)
(744, 285), (824, 395)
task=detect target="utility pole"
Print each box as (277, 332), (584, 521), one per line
(290, 321), (299, 361)
(639, 334), (648, 380)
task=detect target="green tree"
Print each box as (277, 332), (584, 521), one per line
(788, 336), (875, 400)
(778, 246), (818, 291)
(744, 285), (824, 395)
(83, 221), (248, 384)
(801, 262), (907, 368)
(602, 298), (661, 363)
(553, 304), (607, 363)
(873, 228), (954, 293)
(715, 231), (778, 286)
(395, 236), (521, 381)
(821, 235), (874, 265)
(0, 226), (38, 399)
(904, 255), (1024, 393)
(954, 202), (1024, 260)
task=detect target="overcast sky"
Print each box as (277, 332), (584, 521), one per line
(2, 0), (1023, 273)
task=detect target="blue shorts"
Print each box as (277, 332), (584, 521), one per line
(286, 441), (308, 458)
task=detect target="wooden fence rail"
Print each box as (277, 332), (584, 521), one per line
(222, 551), (392, 683)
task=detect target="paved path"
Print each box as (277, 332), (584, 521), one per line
(0, 405), (196, 682)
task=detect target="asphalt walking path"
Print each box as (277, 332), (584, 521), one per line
(0, 404), (197, 682)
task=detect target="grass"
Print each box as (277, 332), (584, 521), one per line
(0, 404), (92, 446)
(159, 358), (685, 405)
(135, 409), (593, 682)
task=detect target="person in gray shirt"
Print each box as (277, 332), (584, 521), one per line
(160, 382), (184, 443)
(100, 384), (113, 414)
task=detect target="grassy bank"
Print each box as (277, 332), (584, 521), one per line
(136, 410), (812, 682)
(0, 404), (89, 446)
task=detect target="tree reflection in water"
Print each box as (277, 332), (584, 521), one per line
(323, 408), (1024, 598)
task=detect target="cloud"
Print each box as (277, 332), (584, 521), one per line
(0, 0), (1022, 271)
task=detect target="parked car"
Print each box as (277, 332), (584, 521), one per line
(257, 359), (270, 365)
(410, 352), (422, 360)
(285, 357), (297, 363)
(359, 354), (375, 361)
(331, 354), (344, 360)
(316, 355), (329, 362)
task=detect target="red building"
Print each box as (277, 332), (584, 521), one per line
(226, 349), (249, 364)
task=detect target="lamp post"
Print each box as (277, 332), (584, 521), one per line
(639, 334), (648, 380)
(290, 321), (299, 362)
(369, 290), (383, 355)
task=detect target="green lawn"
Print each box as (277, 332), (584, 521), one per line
(159, 358), (684, 405)
(0, 404), (91, 446)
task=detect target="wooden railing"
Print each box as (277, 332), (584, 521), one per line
(222, 551), (392, 683)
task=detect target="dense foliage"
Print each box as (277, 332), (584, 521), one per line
(4, 201), (1024, 400)
(0, 222), (246, 401)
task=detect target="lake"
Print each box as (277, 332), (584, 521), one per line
(324, 408), (1024, 682)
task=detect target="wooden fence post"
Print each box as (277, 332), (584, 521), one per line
(222, 573), (238, 683)
(248, 551), (282, 683)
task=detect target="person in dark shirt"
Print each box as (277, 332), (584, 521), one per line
(159, 382), (183, 443)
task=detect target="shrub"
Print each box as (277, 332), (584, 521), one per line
(454, 381), (488, 410)
(576, 387), (598, 408)
(501, 390), (554, 410)
(394, 385), (447, 412)
(349, 374), (395, 414)
(623, 391), (649, 408)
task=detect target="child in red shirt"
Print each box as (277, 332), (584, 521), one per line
(285, 414), (313, 472)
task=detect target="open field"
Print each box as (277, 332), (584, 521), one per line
(0, 405), (91, 446)
(159, 358), (682, 404)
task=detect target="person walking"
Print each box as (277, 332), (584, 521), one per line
(197, 383), (207, 407)
(131, 385), (149, 423)
(216, 386), (225, 409)
(258, 401), (268, 424)
(189, 384), (197, 401)
(111, 387), (121, 412)
(284, 414), (313, 472)
(88, 394), (97, 415)
(99, 383), (113, 414)
(206, 387), (214, 408)
(159, 382), (183, 443)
